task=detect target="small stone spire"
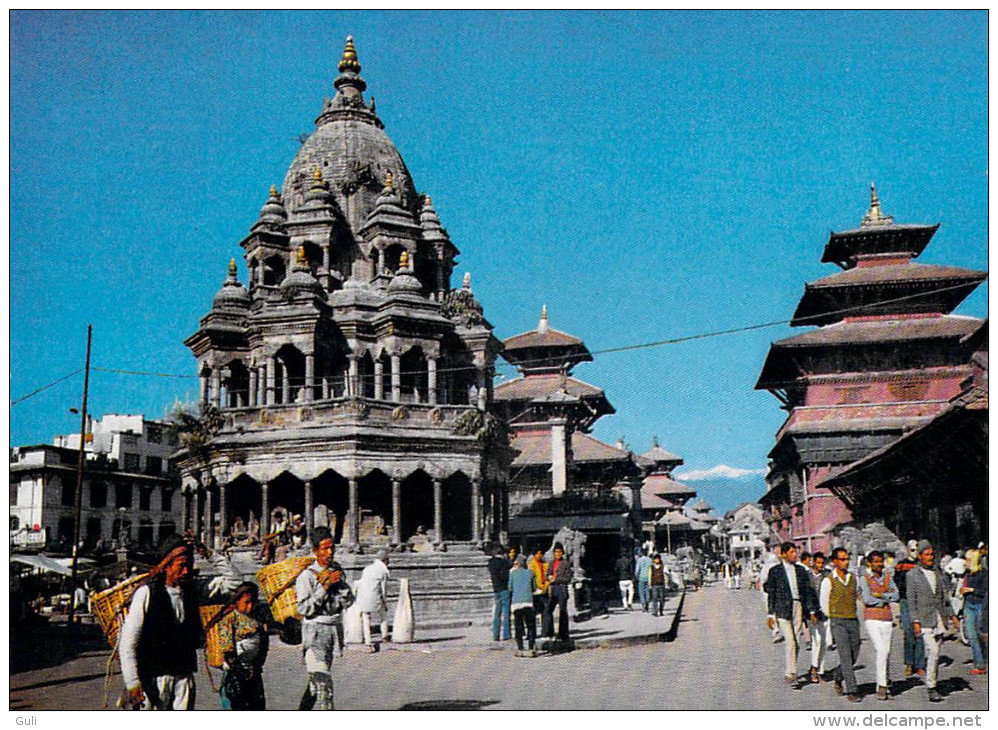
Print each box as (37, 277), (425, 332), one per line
(537, 304), (550, 334)
(384, 171), (394, 192)
(369, 96), (376, 114)
(338, 36), (361, 73)
(462, 272), (472, 290)
(302, 167), (333, 208)
(398, 249), (410, 270)
(652, 434), (659, 448)
(616, 435), (626, 450)
(228, 258), (238, 279)
(861, 182), (894, 227)
(254, 185), (287, 229)
(294, 245), (308, 269)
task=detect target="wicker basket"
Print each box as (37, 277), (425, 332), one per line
(256, 555), (315, 623)
(200, 605), (227, 669)
(91, 573), (150, 649)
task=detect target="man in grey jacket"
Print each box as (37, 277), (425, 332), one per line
(907, 539), (958, 702)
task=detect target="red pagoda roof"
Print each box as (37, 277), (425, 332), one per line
(642, 472), (697, 498)
(792, 264), (986, 326)
(495, 374), (606, 402)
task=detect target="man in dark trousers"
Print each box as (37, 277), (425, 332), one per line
(894, 540), (926, 678)
(487, 545), (512, 645)
(119, 535), (204, 710)
(907, 540), (958, 702)
(545, 543), (574, 644)
(820, 547), (863, 702)
(765, 541), (818, 690)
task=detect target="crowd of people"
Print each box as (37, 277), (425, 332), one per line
(757, 539), (988, 704)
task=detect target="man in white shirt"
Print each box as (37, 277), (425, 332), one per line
(356, 549), (391, 652)
(119, 538), (203, 710)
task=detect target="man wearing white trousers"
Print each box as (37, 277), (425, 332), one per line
(356, 549), (391, 653)
(808, 552), (829, 682)
(859, 550), (900, 700)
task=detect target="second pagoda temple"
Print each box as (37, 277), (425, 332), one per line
(756, 185), (987, 553)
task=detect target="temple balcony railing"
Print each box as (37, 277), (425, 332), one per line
(219, 397), (480, 433)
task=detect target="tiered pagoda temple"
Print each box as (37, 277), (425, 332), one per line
(756, 185), (986, 553)
(181, 38), (505, 614)
(493, 308), (650, 576)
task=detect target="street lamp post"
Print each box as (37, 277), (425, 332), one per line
(68, 324), (92, 626)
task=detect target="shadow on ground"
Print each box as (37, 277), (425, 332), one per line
(10, 621), (111, 675)
(399, 699), (499, 710)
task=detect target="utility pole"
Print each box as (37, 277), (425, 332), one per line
(68, 324), (92, 626)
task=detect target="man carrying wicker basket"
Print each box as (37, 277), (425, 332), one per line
(295, 527), (353, 710)
(119, 536), (204, 710)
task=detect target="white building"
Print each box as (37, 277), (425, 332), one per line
(720, 503), (769, 560)
(10, 415), (182, 551)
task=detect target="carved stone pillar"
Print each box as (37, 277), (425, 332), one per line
(374, 359), (384, 400)
(203, 483), (214, 548)
(392, 478), (402, 546)
(476, 368), (487, 410)
(192, 485), (203, 539)
(211, 370), (222, 409)
(377, 248), (385, 275)
(433, 478), (443, 546)
(181, 488), (191, 533)
(322, 376), (330, 400)
(391, 355), (401, 402)
(348, 357), (358, 398)
(281, 361), (291, 404)
(248, 369), (258, 407)
(304, 354), (315, 403)
(266, 359), (276, 406)
(219, 481), (229, 539)
(471, 477), (481, 544)
(260, 481), (270, 538)
(199, 374), (208, 405)
(348, 478), (359, 547)
(427, 357), (438, 405)
(304, 480), (314, 539)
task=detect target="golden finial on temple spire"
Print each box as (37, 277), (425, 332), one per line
(384, 171), (394, 191)
(861, 181), (894, 227)
(313, 167), (323, 182)
(538, 304), (550, 334)
(270, 185), (279, 197)
(297, 246), (307, 265)
(339, 35), (361, 73)
(228, 259), (237, 276)
(541, 304), (548, 320)
(398, 250), (409, 269)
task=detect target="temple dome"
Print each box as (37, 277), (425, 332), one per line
(280, 247), (324, 299)
(212, 260), (251, 310)
(281, 37), (418, 233)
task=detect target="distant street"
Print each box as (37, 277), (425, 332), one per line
(10, 583), (988, 711)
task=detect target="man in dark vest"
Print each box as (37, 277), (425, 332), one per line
(819, 547), (863, 702)
(119, 535), (204, 709)
(765, 541), (818, 689)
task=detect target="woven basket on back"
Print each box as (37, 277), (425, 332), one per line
(91, 572), (150, 650)
(200, 605), (228, 668)
(256, 555), (315, 623)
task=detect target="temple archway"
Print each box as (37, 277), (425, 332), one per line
(312, 470), (349, 545)
(400, 469), (434, 542)
(442, 471), (473, 542)
(223, 359), (250, 407)
(358, 469), (393, 545)
(400, 346), (428, 404)
(263, 254), (286, 286)
(269, 472), (305, 527)
(227, 474), (262, 538)
(275, 344), (306, 404)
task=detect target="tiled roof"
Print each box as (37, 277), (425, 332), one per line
(639, 484), (679, 510)
(641, 445), (683, 464)
(503, 327), (583, 350)
(822, 223), (938, 265)
(774, 315), (982, 348)
(807, 263), (986, 289)
(494, 374), (606, 402)
(643, 473), (696, 497)
(510, 431), (632, 467)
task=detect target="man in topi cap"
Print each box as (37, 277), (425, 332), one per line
(356, 549), (391, 653)
(296, 527), (352, 710)
(893, 538), (925, 678)
(119, 535), (204, 709)
(906, 539), (958, 702)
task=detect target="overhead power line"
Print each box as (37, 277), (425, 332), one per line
(9, 368), (83, 407)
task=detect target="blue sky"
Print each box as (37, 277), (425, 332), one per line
(9, 11), (988, 513)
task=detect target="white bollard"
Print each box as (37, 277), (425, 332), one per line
(343, 581), (364, 644)
(392, 577), (415, 643)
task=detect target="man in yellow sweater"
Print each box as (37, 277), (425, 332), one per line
(820, 547), (862, 703)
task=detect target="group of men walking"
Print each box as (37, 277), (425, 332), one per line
(763, 538), (974, 704)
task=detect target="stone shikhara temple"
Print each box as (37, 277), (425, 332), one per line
(756, 186), (987, 554)
(181, 38), (507, 601)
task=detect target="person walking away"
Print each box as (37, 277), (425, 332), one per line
(635, 550), (653, 612)
(295, 527), (352, 710)
(546, 543), (574, 644)
(218, 582), (269, 710)
(961, 548), (989, 675)
(119, 536), (204, 710)
(616, 552), (634, 609)
(765, 542), (818, 689)
(907, 540), (958, 702)
(895, 540), (926, 678)
(860, 551), (899, 700)
(808, 552), (830, 682)
(821, 547), (863, 702)
(649, 555), (667, 616)
(357, 549), (391, 653)
(508, 555), (538, 657)
(487, 545), (512, 645)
